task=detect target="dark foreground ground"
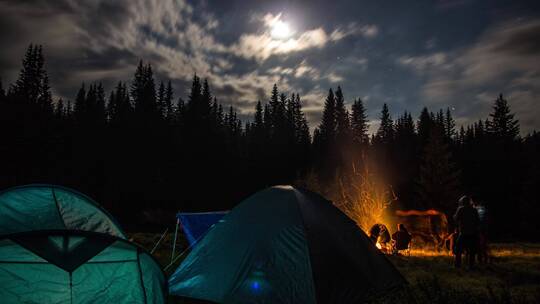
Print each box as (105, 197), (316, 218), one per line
(131, 233), (540, 303)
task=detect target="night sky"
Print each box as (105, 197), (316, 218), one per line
(1, 0), (539, 133)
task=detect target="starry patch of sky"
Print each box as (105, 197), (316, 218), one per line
(1, 0), (539, 133)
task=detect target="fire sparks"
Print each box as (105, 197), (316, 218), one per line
(333, 160), (397, 233)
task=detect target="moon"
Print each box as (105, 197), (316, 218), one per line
(271, 20), (291, 39)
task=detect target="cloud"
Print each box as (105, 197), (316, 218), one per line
(327, 72), (344, 83)
(293, 60), (321, 80)
(0, 0), (380, 131)
(398, 19), (540, 133)
(230, 13), (377, 62)
(229, 28), (329, 61)
(330, 23), (379, 41)
(398, 53), (450, 74)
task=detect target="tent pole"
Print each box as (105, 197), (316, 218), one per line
(164, 229), (208, 271)
(150, 227), (168, 254)
(171, 218), (179, 264)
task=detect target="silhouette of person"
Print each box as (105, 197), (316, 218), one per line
(453, 195), (480, 269)
(392, 224), (412, 254)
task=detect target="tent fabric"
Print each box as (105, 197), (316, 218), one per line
(177, 211), (228, 246)
(295, 189), (405, 303)
(0, 232), (167, 304)
(0, 185), (167, 304)
(169, 185), (405, 304)
(0, 184), (125, 238)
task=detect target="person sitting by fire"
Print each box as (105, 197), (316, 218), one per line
(391, 224), (412, 254)
(369, 224), (381, 244)
(369, 223), (391, 252)
(453, 195), (480, 269)
(378, 224), (391, 250)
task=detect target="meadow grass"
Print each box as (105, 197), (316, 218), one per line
(130, 233), (540, 303)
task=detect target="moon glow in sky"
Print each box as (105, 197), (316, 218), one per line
(271, 20), (292, 39)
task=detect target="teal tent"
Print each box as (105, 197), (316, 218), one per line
(169, 185), (405, 304)
(0, 184), (166, 304)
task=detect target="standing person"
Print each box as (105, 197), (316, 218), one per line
(453, 195), (480, 269)
(474, 200), (489, 263)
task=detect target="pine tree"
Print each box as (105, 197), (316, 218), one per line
(435, 109), (445, 131)
(263, 103), (271, 134)
(294, 94), (311, 148)
(350, 98), (369, 147)
(186, 74), (207, 123)
(474, 119), (485, 140)
(107, 90), (116, 122)
(55, 99), (65, 119)
(176, 97), (185, 123)
(487, 94), (520, 141)
(285, 93), (311, 156)
(465, 125), (474, 145)
(318, 88), (336, 146)
(74, 83), (87, 123)
(38, 74), (53, 114)
(66, 100), (72, 117)
(131, 61), (157, 118)
(165, 80), (174, 120)
(444, 108), (456, 140)
(108, 82), (132, 125)
(375, 103), (394, 144)
(458, 126), (466, 146)
(188, 74), (202, 107)
(269, 84), (280, 119)
(96, 83), (106, 124)
(13, 44), (48, 105)
(268, 84), (288, 139)
(268, 85), (287, 140)
(157, 81), (165, 117)
(201, 79), (212, 120)
(417, 129), (460, 214)
(395, 111), (415, 140)
(334, 86), (351, 146)
(14, 45), (34, 96)
(254, 101), (264, 132)
(216, 102), (224, 128)
(417, 107), (433, 144)
(131, 60), (145, 109)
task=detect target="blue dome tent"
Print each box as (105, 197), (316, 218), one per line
(0, 184), (167, 304)
(169, 185), (405, 303)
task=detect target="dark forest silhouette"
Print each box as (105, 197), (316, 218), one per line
(1, 45), (539, 239)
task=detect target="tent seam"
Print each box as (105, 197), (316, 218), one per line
(51, 187), (68, 229)
(292, 189), (319, 304)
(136, 248), (149, 304)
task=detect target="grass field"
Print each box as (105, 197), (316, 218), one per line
(130, 233), (540, 303)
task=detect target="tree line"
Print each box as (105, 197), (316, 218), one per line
(0, 45), (538, 239)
